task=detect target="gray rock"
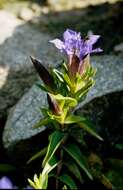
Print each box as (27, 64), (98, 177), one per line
(76, 55), (123, 110)
(47, 0), (115, 10)
(0, 11), (60, 70)
(114, 42), (123, 53)
(0, 10), (61, 118)
(3, 55), (123, 157)
(18, 8), (34, 21)
(0, 11), (21, 45)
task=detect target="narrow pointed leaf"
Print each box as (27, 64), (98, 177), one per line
(28, 178), (37, 189)
(64, 160), (83, 182)
(53, 69), (64, 82)
(78, 121), (103, 141)
(64, 115), (103, 141)
(62, 62), (68, 72)
(58, 174), (77, 189)
(64, 143), (93, 180)
(75, 79), (94, 98)
(99, 174), (113, 189)
(63, 73), (73, 87)
(42, 156), (60, 175)
(64, 115), (86, 124)
(30, 56), (54, 88)
(27, 147), (47, 164)
(42, 131), (64, 167)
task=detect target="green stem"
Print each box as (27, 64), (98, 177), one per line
(56, 132), (67, 190)
(56, 149), (63, 190)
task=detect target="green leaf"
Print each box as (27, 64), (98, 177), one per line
(0, 164), (16, 173)
(78, 120), (103, 141)
(98, 174), (113, 189)
(47, 108), (68, 124)
(42, 156), (60, 175)
(64, 143), (93, 180)
(27, 147), (47, 164)
(42, 131), (64, 167)
(64, 159), (83, 182)
(58, 174), (77, 189)
(28, 178), (36, 189)
(50, 93), (77, 108)
(75, 79), (94, 99)
(88, 65), (97, 77)
(64, 115), (86, 124)
(28, 173), (48, 189)
(33, 118), (49, 128)
(53, 69), (64, 82)
(63, 73), (73, 87)
(41, 174), (48, 189)
(64, 115), (103, 141)
(62, 62), (68, 72)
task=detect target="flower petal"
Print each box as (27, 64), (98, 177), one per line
(0, 177), (13, 189)
(88, 35), (100, 45)
(91, 48), (103, 53)
(49, 39), (64, 50)
(63, 29), (77, 41)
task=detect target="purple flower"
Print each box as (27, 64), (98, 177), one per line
(0, 176), (33, 189)
(50, 29), (102, 61)
(0, 177), (13, 189)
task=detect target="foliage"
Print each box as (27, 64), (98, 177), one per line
(27, 29), (115, 189)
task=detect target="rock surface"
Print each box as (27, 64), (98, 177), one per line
(0, 11), (21, 45)
(47, 0), (117, 10)
(0, 10), (61, 118)
(114, 43), (123, 53)
(3, 55), (123, 154)
(18, 8), (34, 21)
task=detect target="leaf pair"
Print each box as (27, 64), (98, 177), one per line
(46, 93), (77, 124)
(64, 143), (93, 180)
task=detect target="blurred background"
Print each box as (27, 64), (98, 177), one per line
(0, 0), (123, 52)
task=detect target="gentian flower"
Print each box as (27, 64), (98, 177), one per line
(0, 176), (13, 189)
(50, 29), (102, 77)
(50, 29), (102, 61)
